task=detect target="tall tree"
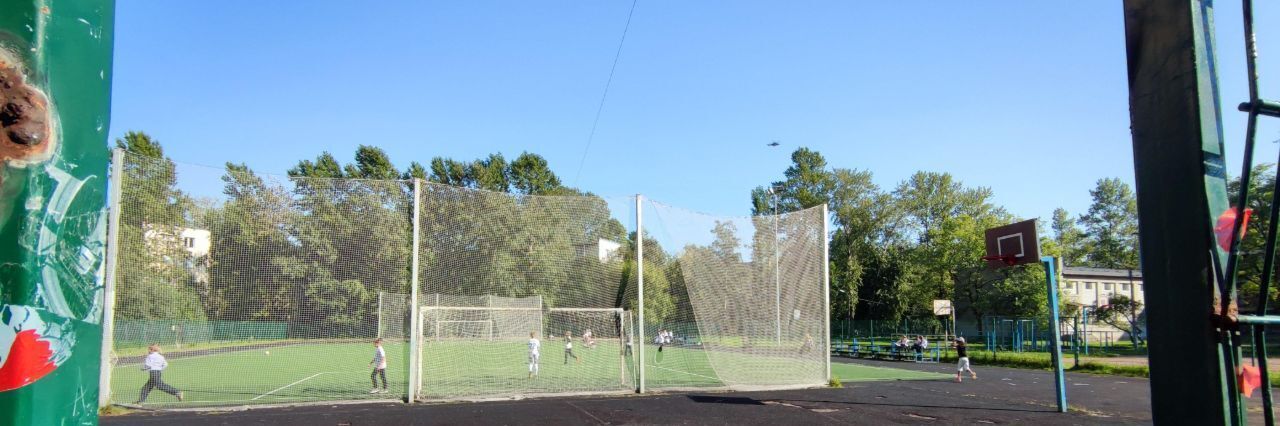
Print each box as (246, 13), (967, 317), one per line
(751, 147), (834, 215)
(1078, 178), (1140, 269)
(510, 152), (562, 195)
(113, 131), (204, 320)
(1051, 208), (1087, 266)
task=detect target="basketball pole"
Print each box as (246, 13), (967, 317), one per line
(1042, 256), (1067, 413)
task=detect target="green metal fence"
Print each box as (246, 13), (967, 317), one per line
(113, 319), (289, 350)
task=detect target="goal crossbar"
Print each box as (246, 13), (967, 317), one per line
(547, 307), (624, 313)
(422, 306), (542, 312)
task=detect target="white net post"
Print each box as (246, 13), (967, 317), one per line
(635, 194), (646, 394)
(822, 203), (831, 383)
(408, 178), (423, 402)
(98, 147), (125, 408)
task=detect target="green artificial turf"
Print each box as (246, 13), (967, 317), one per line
(112, 339), (943, 408)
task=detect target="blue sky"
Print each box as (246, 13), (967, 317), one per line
(109, 1), (1280, 229)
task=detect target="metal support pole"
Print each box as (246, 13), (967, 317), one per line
(1124, 0), (1233, 422)
(1073, 315), (1080, 369)
(636, 195), (645, 393)
(98, 148), (125, 407)
(775, 192), (781, 345)
(1043, 256), (1067, 413)
(822, 203), (831, 383)
(407, 179), (422, 402)
(377, 291), (384, 339)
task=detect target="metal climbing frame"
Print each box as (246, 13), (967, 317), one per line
(1232, 1), (1280, 424)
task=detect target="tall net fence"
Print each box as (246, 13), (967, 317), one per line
(106, 152), (413, 407)
(642, 200), (827, 391)
(103, 150), (826, 409)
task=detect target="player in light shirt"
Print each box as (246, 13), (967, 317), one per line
(528, 331), (541, 378)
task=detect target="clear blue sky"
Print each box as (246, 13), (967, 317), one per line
(109, 1), (1280, 226)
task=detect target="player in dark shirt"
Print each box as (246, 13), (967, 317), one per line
(954, 337), (976, 382)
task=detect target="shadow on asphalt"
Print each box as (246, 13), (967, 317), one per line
(773, 397), (1056, 414)
(687, 395), (765, 405)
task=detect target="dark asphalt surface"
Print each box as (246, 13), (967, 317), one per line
(101, 357), (1267, 425)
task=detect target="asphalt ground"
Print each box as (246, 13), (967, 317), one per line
(102, 356), (1270, 425)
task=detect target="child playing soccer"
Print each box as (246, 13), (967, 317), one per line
(136, 344), (183, 404)
(369, 338), (388, 393)
(564, 331), (580, 364)
(955, 337), (977, 382)
(583, 329), (596, 349)
(528, 331), (541, 378)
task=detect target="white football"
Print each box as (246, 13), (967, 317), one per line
(265, 351), (270, 356)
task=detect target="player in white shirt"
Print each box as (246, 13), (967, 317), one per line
(136, 344), (183, 404)
(528, 332), (541, 378)
(369, 338), (388, 394)
(583, 329), (596, 349)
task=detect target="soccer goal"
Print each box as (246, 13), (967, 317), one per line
(545, 308), (632, 390)
(421, 306), (539, 342)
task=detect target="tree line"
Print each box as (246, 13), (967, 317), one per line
(750, 148), (1145, 329)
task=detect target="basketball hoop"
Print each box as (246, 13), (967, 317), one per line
(982, 254), (1018, 266)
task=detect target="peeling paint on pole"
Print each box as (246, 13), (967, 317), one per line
(0, 1), (115, 425)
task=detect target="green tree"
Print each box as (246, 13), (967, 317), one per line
(751, 147), (833, 215)
(1093, 294), (1145, 347)
(1050, 208), (1087, 266)
(510, 152), (562, 195)
(113, 131), (204, 321)
(1078, 178), (1139, 269)
(1228, 164), (1278, 312)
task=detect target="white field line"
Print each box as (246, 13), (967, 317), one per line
(646, 363), (721, 382)
(251, 372), (332, 401)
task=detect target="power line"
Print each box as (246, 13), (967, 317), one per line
(572, 0), (639, 186)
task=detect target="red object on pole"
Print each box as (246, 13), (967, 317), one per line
(1240, 365), (1262, 398)
(1214, 207), (1253, 251)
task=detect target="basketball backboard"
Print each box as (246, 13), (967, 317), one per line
(983, 219), (1040, 268)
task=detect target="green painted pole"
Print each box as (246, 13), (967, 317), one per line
(1042, 257), (1067, 413)
(1124, 0), (1233, 423)
(0, 1), (116, 425)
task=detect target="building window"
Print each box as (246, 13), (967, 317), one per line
(184, 237), (195, 248)
(1065, 282), (1075, 291)
(1085, 282), (1094, 290)
(1137, 284), (1143, 292)
(1104, 283), (1113, 291)
(1120, 284), (1130, 292)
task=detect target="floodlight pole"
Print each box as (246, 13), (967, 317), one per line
(636, 194), (646, 393)
(1042, 256), (1067, 413)
(98, 147), (125, 407)
(408, 179), (422, 402)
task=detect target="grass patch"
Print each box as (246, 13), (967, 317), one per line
(828, 377), (842, 388)
(938, 350), (1152, 379)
